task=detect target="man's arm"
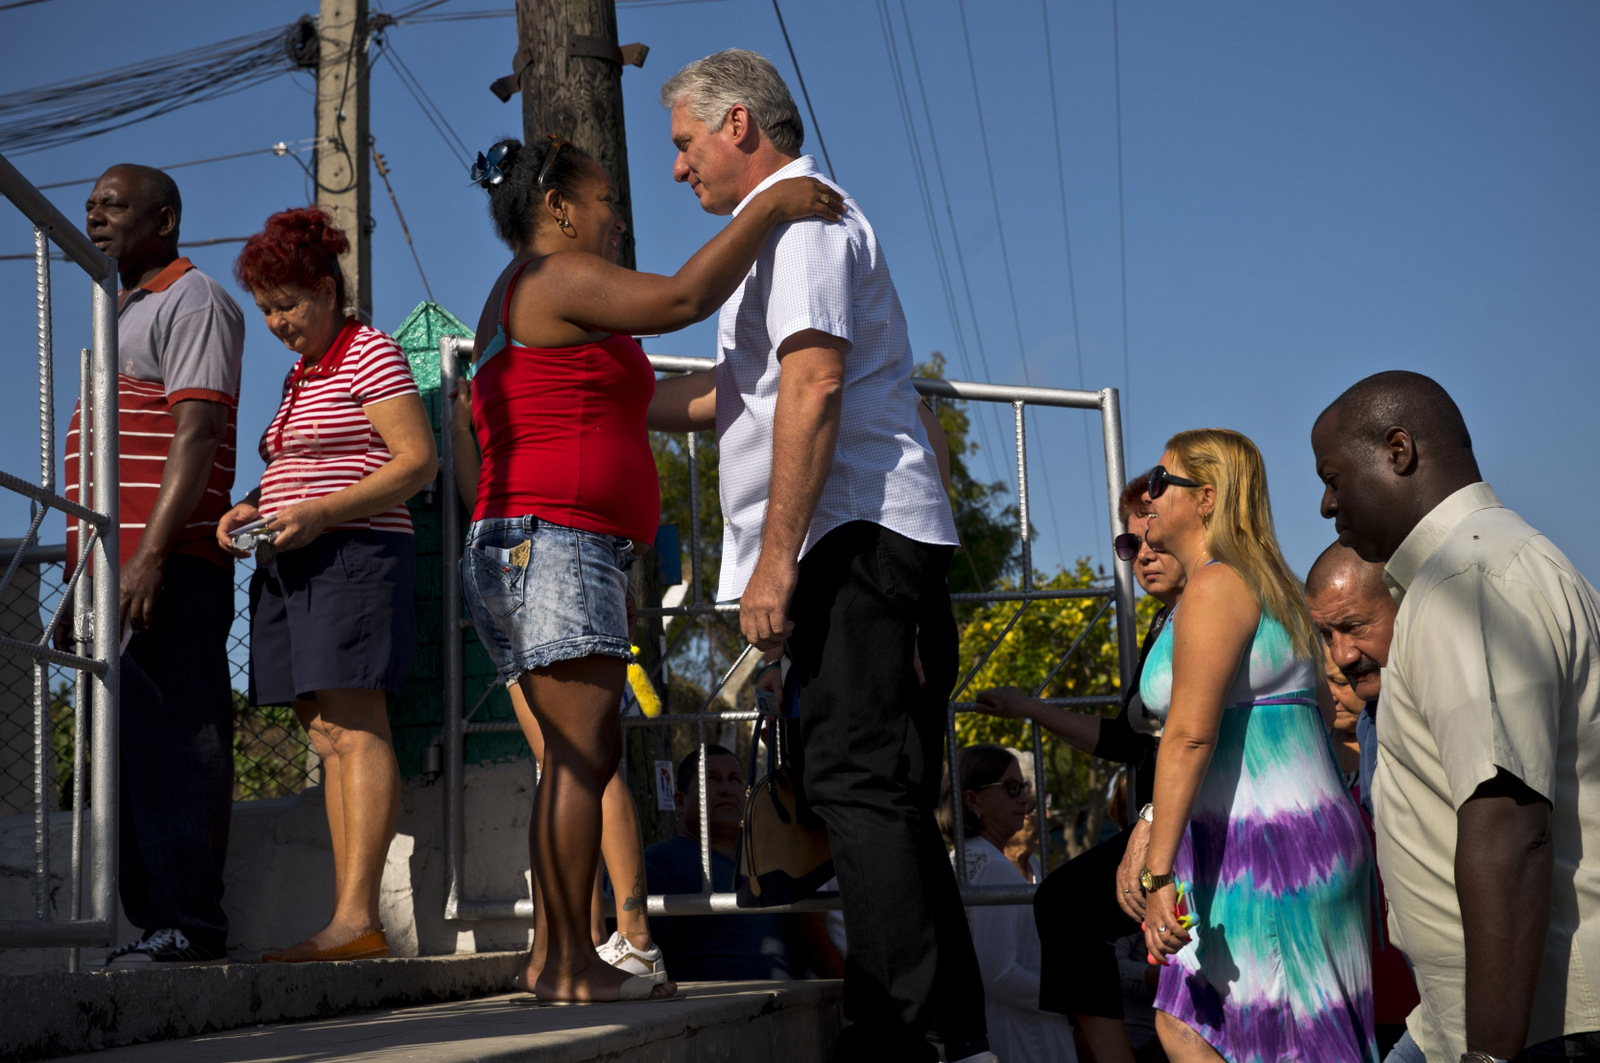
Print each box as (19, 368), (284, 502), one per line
(1456, 768), (1554, 1058)
(122, 398), (228, 630)
(648, 370), (716, 433)
(739, 330), (845, 650)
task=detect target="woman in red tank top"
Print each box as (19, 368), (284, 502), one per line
(453, 134), (842, 1004)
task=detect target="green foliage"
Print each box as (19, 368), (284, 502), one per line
(232, 692), (313, 800)
(914, 353), (1021, 595)
(953, 561), (1160, 863)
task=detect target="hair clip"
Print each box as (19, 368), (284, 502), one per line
(470, 143), (511, 187)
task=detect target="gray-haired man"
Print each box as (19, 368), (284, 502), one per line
(654, 49), (992, 1063)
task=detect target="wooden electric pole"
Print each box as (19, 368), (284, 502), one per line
(511, 0), (645, 269)
(315, 0), (373, 321)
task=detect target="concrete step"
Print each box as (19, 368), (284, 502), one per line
(0, 952), (524, 1060)
(51, 981), (843, 1063)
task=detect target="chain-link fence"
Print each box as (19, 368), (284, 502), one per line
(0, 545), (317, 814)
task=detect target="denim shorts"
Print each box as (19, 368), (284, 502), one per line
(461, 515), (638, 685)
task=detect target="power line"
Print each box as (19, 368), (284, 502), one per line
(1112, 0), (1132, 441)
(1, 236), (248, 263)
(373, 43), (472, 168)
(894, 0), (1020, 496)
(0, 24), (300, 155)
(0, 0), (60, 12)
(768, 0), (835, 178)
(954, 0), (1069, 569)
(873, 0), (1007, 490)
(1039, 0), (1107, 562)
(34, 141), (316, 191)
(372, 141), (436, 302)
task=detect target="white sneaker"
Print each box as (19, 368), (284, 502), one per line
(596, 930), (668, 984)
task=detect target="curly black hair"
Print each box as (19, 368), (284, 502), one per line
(478, 135), (593, 249)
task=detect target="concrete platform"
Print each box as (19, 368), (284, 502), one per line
(51, 981), (843, 1063)
(0, 952), (525, 1061)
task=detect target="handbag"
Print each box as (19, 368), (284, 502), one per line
(734, 680), (834, 908)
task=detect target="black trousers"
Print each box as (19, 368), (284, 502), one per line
(785, 522), (988, 1062)
(1035, 823), (1140, 1018)
(118, 554), (235, 952)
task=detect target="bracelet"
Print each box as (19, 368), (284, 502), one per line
(755, 659), (783, 679)
(1138, 803), (1154, 823)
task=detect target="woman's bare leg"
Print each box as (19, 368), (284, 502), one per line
(299, 689), (400, 949)
(599, 770), (651, 945)
(1155, 1011), (1225, 1063)
(295, 699), (344, 925)
(518, 656), (673, 1001)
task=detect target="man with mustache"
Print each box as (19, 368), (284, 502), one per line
(1312, 370), (1600, 1063)
(1306, 541), (1420, 1055)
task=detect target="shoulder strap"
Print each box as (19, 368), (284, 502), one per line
(499, 258), (536, 334)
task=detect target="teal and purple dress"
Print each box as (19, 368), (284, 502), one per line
(1141, 608), (1377, 1062)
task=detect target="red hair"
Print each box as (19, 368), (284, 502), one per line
(233, 207), (349, 307)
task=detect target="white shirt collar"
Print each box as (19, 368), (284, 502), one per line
(1382, 481), (1502, 602)
(730, 155), (819, 217)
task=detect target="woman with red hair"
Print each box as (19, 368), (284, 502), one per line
(218, 207), (437, 963)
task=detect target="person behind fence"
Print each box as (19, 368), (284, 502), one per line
(1312, 371), (1600, 1063)
(1305, 542), (1420, 1059)
(217, 207), (436, 963)
(1137, 429), (1376, 1061)
(68, 165), (244, 966)
(975, 471), (1184, 1063)
(642, 745), (795, 981)
(457, 131), (840, 1003)
(657, 50), (992, 1063)
(938, 744), (1078, 1063)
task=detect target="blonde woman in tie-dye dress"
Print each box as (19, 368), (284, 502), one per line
(1137, 429), (1376, 1063)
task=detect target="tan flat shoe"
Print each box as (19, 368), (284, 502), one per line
(261, 929), (389, 963)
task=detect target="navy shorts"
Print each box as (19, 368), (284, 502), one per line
(248, 529), (417, 705)
(461, 515), (638, 686)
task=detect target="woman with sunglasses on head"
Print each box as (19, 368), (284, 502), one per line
(456, 135), (841, 1004)
(1137, 431), (1376, 1062)
(974, 472), (1186, 1063)
(938, 744), (1078, 1063)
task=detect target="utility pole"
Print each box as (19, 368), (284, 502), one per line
(511, 0), (646, 268)
(315, 0), (372, 321)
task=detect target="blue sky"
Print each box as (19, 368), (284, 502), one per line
(1, 0), (1596, 581)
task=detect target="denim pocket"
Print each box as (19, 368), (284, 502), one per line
(466, 540), (529, 621)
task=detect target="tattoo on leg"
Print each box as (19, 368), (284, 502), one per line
(622, 873), (646, 913)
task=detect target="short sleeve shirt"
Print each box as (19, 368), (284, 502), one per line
(257, 319), (420, 533)
(65, 258), (245, 568)
(1374, 482), (1600, 1060)
(713, 155), (957, 601)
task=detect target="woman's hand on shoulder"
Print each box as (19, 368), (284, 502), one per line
(757, 177), (847, 225)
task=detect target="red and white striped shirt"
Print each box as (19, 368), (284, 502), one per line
(257, 319), (420, 534)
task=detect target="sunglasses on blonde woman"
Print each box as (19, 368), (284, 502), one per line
(1147, 464), (1204, 500)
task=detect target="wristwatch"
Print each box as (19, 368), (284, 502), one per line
(1460, 1054), (1512, 1063)
(1140, 867), (1175, 893)
(1138, 803), (1154, 823)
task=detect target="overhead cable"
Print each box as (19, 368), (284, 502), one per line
(769, 0), (835, 179)
(34, 140), (316, 191)
(1112, 0), (1132, 438)
(0, 24), (302, 155)
(954, 0), (1068, 567)
(1039, 0), (1106, 560)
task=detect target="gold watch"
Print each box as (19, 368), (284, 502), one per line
(1140, 868), (1175, 893)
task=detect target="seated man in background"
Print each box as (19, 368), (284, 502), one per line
(645, 745), (844, 981)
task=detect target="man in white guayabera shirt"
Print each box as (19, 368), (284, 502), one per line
(651, 49), (993, 1063)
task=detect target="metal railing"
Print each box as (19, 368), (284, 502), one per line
(0, 152), (120, 954)
(437, 335), (1135, 919)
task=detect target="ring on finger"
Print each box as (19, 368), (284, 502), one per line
(1157, 925), (1168, 933)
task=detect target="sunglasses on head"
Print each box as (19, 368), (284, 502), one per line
(1147, 464), (1203, 500)
(1114, 532), (1143, 561)
(536, 134), (572, 190)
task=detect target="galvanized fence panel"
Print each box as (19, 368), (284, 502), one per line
(0, 151), (120, 952)
(437, 336), (1136, 921)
